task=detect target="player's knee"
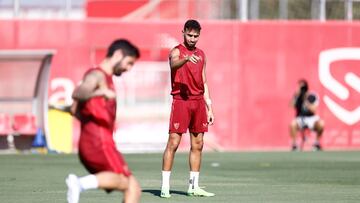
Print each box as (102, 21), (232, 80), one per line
(316, 120), (325, 133)
(191, 146), (203, 152)
(290, 120), (298, 129)
(191, 140), (203, 151)
(129, 177), (142, 197)
(315, 120), (324, 128)
(168, 140), (180, 152)
(134, 182), (141, 197)
(114, 174), (129, 191)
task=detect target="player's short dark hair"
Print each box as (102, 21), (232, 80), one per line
(106, 39), (140, 58)
(183, 19), (201, 32)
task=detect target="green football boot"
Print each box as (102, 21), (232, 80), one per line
(187, 187), (215, 197)
(160, 187), (171, 198)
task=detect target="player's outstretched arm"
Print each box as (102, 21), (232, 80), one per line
(169, 48), (199, 70)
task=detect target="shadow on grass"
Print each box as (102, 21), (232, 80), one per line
(142, 189), (188, 197)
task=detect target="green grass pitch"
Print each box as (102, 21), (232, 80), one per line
(1, 151), (360, 202)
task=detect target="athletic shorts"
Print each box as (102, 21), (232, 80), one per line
(169, 99), (208, 134)
(296, 115), (320, 130)
(79, 122), (131, 177)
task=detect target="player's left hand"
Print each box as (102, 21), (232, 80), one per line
(207, 110), (214, 125)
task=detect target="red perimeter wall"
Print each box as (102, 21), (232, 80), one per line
(1, 20), (360, 150)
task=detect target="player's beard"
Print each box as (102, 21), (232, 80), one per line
(184, 37), (196, 49)
(113, 59), (126, 76)
(185, 41), (195, 49)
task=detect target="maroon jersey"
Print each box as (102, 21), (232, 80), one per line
(78, 68), (116, 129)
(170, 44), (205, 100)
(77, 67), (131, 177)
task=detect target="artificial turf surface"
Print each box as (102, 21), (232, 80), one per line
(0, 151), (360, 202)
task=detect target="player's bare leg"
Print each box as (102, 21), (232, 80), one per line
(123, 176), (141, 203)
(313, 119), (325, 151)
(189, 133), (203, 172)
(162, 133), (182, 171)
(187, 133), (214, 197)
(97, 172), (141, 203)
(161, 133), (182, 198)
(66, 172), (141, 203)
(289, 119), (299, 151)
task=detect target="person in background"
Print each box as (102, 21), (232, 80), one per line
(290, 79), (325, 151)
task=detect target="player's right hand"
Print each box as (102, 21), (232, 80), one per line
(207, 110), (215, 125)
(186, 54), (200, 64)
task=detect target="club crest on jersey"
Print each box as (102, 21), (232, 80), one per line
(174, 123), (180, 129)
(203, 123), (208, 127)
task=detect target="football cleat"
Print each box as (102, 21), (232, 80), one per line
(313, 143), (322, 151)
(66, 174), (81, 203)
(160, 187), (171, 198)
(187, 187), (215, 197)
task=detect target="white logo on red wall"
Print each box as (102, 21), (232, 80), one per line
(319, 48), (360, 125)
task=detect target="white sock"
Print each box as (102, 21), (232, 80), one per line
(79, 174), (98, 191)
(161, 171), (171, 189)
(188, 171), (199, 190)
